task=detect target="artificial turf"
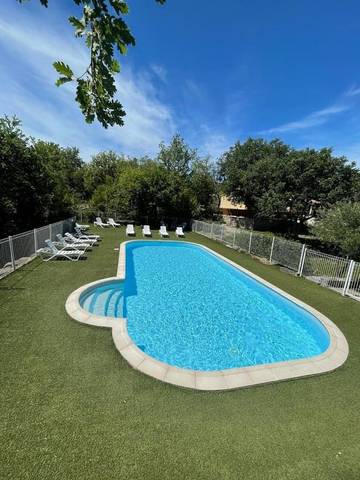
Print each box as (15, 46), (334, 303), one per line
(0, 227), (359, 480)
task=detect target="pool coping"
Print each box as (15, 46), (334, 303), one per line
(65, 239), (349, 391)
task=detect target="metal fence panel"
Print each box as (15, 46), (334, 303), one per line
(223, 226), (235, 246)
(272, 237), (303, 271)
(12, 230), (36, 266)
(212, 223), (224, 241)
(250, 232), (273, 259)
(50, 221), (65, 241)
(0, 217), (75, 279)
(35, 226), (51, 250)
(302, 249), (351, 292)
(0, 238), (11, 278)
(234, 229), (251, 252)
(347, 262), (360, 299)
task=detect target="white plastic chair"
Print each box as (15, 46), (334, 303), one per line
(65, 232), (97, 246)
(175, 226), (185, 237)
(74, 226), (101, 241)
(56, 234), (91, 251)
(94, 217), (110, 228)
(108, 218), (120, 228)
(142, 225), (152, 237)
(36, 240), (86, 261)
(126, 224), (135, 236)
(159, 225), (169, 237)
(75, 222), (89, 231)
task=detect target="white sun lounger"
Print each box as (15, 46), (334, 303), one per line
(75, 222), (89, 231)
(175, 226), (185, 237)
(142, 225), (152, 237)
(94, 217), (110, 228)
(74, 226), (101, 241)
(108, 218), (120, 228)
(159, 225), (169, 237)
(126, 224), (135, 236)
(36, 240), (86, 261)
(65, 232), (97, 246)
(56, 234), (91, 251)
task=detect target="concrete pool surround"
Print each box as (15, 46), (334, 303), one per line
(65, 240), (349, 391)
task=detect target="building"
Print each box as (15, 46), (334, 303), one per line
(219, 196), (247, 216)
(218, 196), (252, 228)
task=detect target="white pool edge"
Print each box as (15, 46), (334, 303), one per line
(65, 239), (349, 391)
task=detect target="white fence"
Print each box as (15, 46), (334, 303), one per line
(192, 220), (360, 301)
(0, 217), (75, 279)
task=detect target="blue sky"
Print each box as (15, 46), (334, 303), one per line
(1, 0), (360, 163)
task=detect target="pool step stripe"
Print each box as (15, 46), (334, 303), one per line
(114, 290), (123, 317)
(104, 288), (119, 316)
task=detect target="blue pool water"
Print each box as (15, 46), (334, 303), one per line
(81, 241), (330, 370)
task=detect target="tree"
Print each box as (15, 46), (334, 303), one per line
(83, 151), (132, 196)
(158, 134), (196, 176)
(0, 117), (52, 235)
(18, 0), (166, 128)
(189, 158), (218, 218)
(312, 202), (360, 259)
(219, 138), (359, 227)
(32, 141), (85, 221)
(218, 138), (291, 215)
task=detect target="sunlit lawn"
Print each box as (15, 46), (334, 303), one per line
(0, 227), (359, 480)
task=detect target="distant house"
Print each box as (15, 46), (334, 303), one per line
(219, 196), (252, 228)
(219, 196), (247, 216)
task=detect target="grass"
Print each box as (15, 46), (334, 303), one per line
(0, 227), (359, 480)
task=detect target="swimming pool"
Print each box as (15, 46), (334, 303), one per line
(81, 241), (330, 371)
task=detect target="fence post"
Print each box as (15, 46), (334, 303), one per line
(33, 229), (38, 254)
(8, 236), (15, 271)
(343, 260), (355, 296)
(220, 225), (224, 242)
(298, 247), (307, 276)
(297, 244), (306, 275)
(210, 222), (214, 239)
(232, 229), (236, 248)
(269, 236), (275, 263)
(248, 231), (253, 254)
(49, 223), (52, 241)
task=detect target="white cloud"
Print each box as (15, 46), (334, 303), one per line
(193, 124), (232, 159)
(261, 103), (349, 134)
(0, 12), (176, 160)
(150, 64), (167, 83)
(345, 85), (360, 97)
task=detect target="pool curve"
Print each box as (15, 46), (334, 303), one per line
(65, 240), (349, 390)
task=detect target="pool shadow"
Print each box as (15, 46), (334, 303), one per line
(122, 245), (138, 318)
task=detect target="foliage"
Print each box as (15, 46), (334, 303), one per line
(33, 141), (85, 221)
(86, 139), (218, 224)
(82, 150), (133, 196)
(0, 115), (217, 235)
(157, 134), (195, 176)
(18, 0), (166, 128)
(189, 158), (219, 218)
(219, 138), (360, 226)
(0, 117), (51, 235)
(312, 202), (360, 258)
(0, 116), (84, 236)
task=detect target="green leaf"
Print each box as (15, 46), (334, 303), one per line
(55, 77), (73, 87)
(53, 62), (74, 79)
(110, 1), (129, 15)
(69, 16), (85, 34)
(110, 59), (120, 73)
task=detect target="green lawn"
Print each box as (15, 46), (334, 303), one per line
(1, 227), (359, 480)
